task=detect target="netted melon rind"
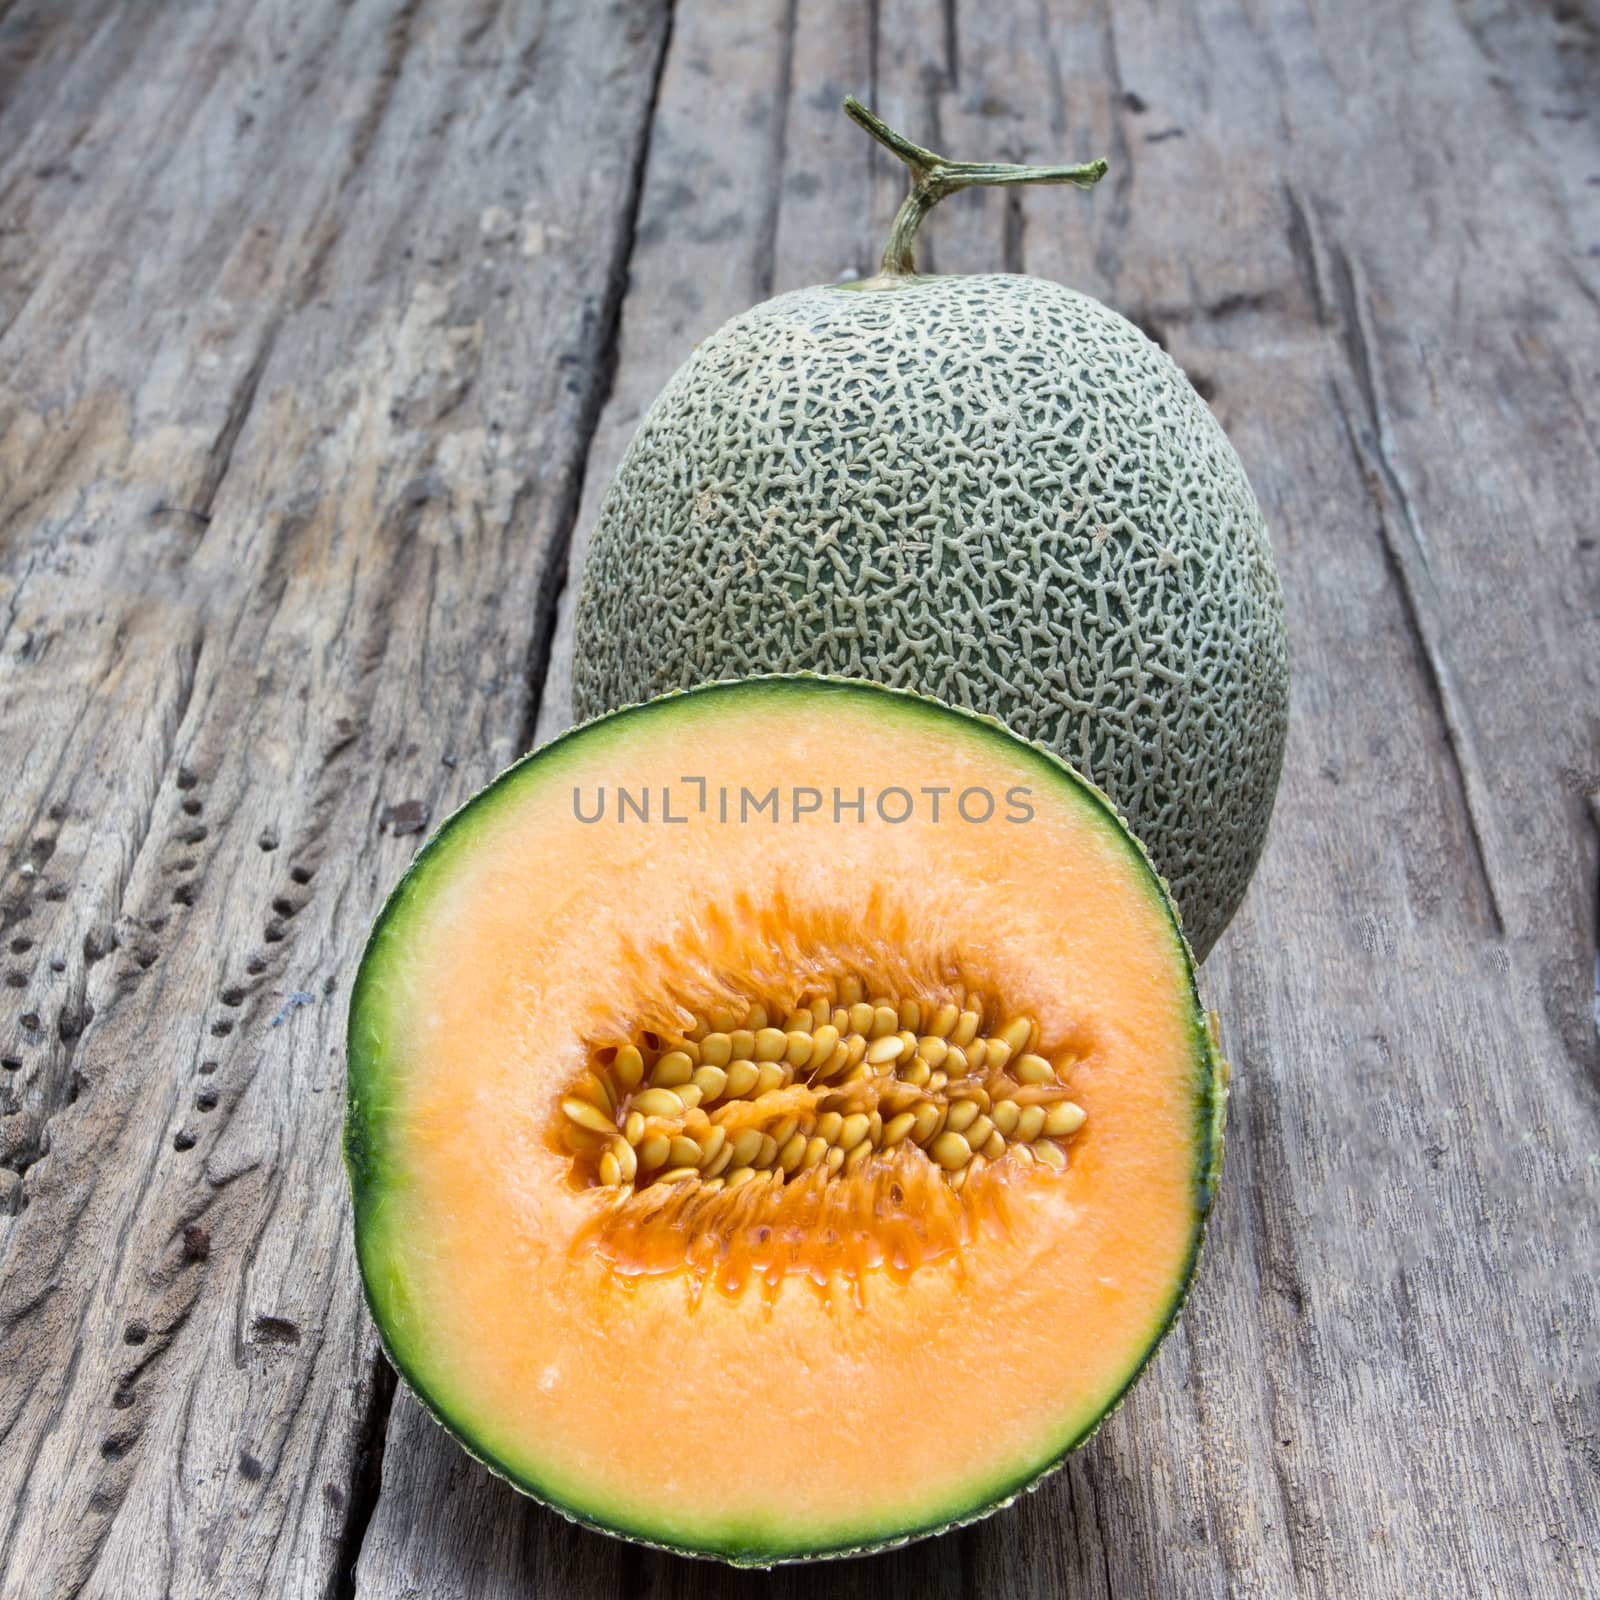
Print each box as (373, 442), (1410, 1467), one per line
(572, 274), (1289, 959)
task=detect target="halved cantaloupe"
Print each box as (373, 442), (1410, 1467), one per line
(345, 677), (1226, 1564)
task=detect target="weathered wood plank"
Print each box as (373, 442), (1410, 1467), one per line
(4, 0), (1596, 1594)
(0, 1), (670, 1595)
(362, 0), (1600, 1597)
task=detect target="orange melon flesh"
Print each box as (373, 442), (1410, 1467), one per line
(346, 678), (1224, 1564)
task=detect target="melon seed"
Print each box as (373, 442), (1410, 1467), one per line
(882, 1111), (916, 1147)
(598, 1151), (621, 1186)
(838, 1113), (871, 1151)
(984, 1038), (1013, 1071)
(928, 1003), (958, 1039)
(997, 1018), (1033, 1056)
(729, 1128), (764, 1168)
(723, 1060), (759, 1098)
(754, 1062), (787, 1096)
(911, 1102), (943, 1143)
(991, 1101), (1020, 1136)
(1045, 1102), (1087, 1137)
(613, 1045), (645, 1089)
(946, 1100), (980, 1135)
(870, 1005), (898, 1039)
(802, 1135), (829, 1169)
(668, 1135), (702, 1169)
(649, 1049), (694, 1088)
(992, 1017), (1030, 1056)
(612, 1138), (638, 1182)
(1014, 1054), (1054, 1085)
(867, 1034), (907, 1065)
(898, 998), (921, 1031)
(779, 1132), (807, 1173)
(1016, 1105), (1046, 1141)
(571, 1072), (613, 1112)
(785, 1031), (814, 1067)
(700, 1033), (733, 1067)
(754, 1027), (788, 1062)
(847, 1002), (874, 1035)
(818, 1043), (850, 1079)
(965, 1113), (995, 1149)
(562, 1097), (616, 1136)
(983, 1130), (1006, 1161)
(638, 1136), (670, 1170)
(631, 1087), (684, 1118)
(692, 1065), (728, 1100)
(746, 1005), (769, 1030)
(729, 1029), (756, 1059)
(931, 1130), (972, 1170)
(1035, 1140), (1068, 1170)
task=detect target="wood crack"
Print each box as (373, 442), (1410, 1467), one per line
(193, 321), (282, 524)
(330, 1351), (396, 1600)
(754, 0), (798, 301)
(1090, 0), (1134, 285)
(1283, 182), (1327, 325)
(513, 0), (679, 755)
(295, 0), (426, 313)
(1324, 236), (1509, 936)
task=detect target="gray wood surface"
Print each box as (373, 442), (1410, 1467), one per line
(2, 0), (1596, 1596)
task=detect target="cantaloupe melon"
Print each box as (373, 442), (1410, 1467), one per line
(573, 99), (1288, 959)
(345, 678), (1226, 1563)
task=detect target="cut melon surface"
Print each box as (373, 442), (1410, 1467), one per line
(345, 677), (1226, 1564)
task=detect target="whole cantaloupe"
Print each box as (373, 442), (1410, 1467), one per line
(573, 99), (1288, 959)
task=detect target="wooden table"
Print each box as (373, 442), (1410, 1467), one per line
(2, 0), (1596, 1594)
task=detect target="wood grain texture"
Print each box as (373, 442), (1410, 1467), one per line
(0, 0), (670, 1595)
(2, 0), (1596, 1595)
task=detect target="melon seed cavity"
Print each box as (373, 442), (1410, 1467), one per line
(557, 970), (1089, 1300)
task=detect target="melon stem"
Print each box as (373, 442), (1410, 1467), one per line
(843, 96), (1108, 279)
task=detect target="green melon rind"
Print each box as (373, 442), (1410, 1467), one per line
(571, 272), (1291, 962)
(344, 674), (1229, 1567)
